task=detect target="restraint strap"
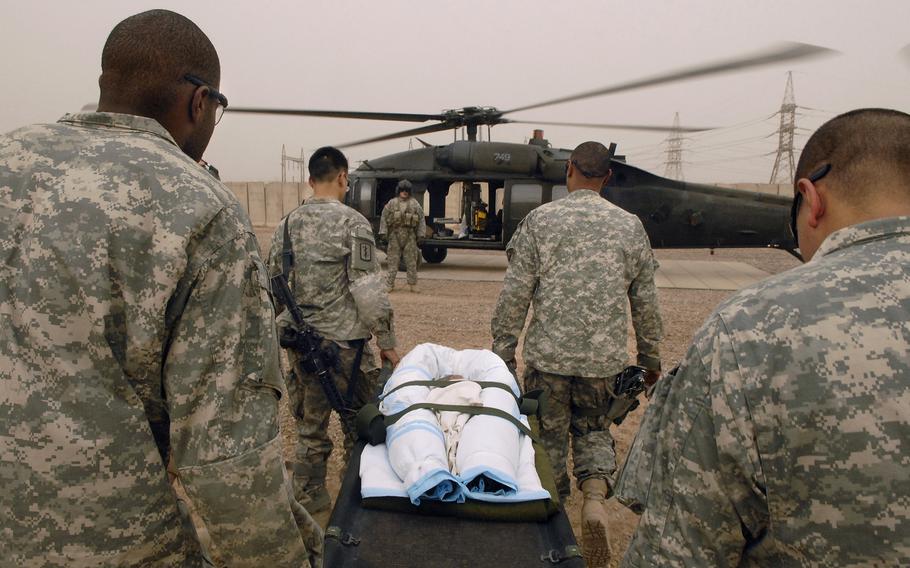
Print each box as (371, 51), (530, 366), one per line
(379, 379), (519, 403)
(383, 402), (534, 440)
(357, 388), (547, 445)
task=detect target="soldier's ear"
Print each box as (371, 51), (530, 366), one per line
(799, 178), (826, 230)
(188, 85), (208, 124)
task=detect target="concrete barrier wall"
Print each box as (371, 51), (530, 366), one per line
(225, 181), (312, 226)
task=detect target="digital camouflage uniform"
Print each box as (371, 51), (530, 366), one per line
(379, 196), (426, 287)
(0, 113), (320, 567)
(616, 216), (910, 567)
(268, 198), (396, 514)
(491, 189), (662, 499)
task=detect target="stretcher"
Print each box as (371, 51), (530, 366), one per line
(324, 345), (586, 567)
(324, 439), (585, 567)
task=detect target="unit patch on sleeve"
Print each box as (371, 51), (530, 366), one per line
(351, 225), (376, 270)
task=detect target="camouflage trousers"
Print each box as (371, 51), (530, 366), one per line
(385, 228), (419, 286)
(524, 367), (617, 501)
(286, 341), (381, 512)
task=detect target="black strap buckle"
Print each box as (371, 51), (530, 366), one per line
(540, 545), (582, 564)
(326, 525), (361, 547)
(340, 533), (361, 546)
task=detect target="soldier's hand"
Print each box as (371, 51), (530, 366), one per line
(644, 368), (661, 387)
(380, 348), (401, 368)
(644, 368), (661, 398)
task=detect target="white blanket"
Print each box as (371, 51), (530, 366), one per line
(359, 343), (550, 505)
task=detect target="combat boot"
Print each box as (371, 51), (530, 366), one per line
(386, 282), (395, 293)
(409, 284), (420, 293)
(580, 478), (611, 567)
(300, 486), (332, 528)
(291, 461), (332, 528)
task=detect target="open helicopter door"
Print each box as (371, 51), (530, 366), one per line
(349, 177), (375, 220)
(502, 179), (573, 244)
(503, 180), (543, 243)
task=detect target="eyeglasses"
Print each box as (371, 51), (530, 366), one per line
(184, 74), (229, 125)
(565, 159), (607, 179)
(789, 163), (831, 244)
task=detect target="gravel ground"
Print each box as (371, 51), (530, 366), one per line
(275, 246), (801, 567)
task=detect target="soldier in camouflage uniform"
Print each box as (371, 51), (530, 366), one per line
(379, 179), (426, 293)
(491, 142), (662, 567)
(268, 146), (400, 526)
(0, 10), (321, 567)
(616, 108), (910, 566)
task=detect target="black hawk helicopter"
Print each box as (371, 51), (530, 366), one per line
(230, 43), (833, 263)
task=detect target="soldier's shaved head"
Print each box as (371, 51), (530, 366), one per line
(99, 10), (220, 123)
(309, 146), (349, 182)
(797, 108), (910, 207)
(570, 141), (613, 179)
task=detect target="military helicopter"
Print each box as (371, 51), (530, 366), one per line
(230, 43), (833, 263)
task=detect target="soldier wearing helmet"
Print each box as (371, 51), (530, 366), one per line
(379, 179), (427, 293)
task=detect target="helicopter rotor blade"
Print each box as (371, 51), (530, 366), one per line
(337, 123), (455, 149)
(508, 119), (713, 133)
(503, 42), (836, 115)
(226, 107), (446, 123)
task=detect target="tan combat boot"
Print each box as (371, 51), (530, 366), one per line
(580, 478), (611, 568)
(409, 284), (420, 293)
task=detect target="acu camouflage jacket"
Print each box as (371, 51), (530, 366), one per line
(492, 188), (662, 378)
(617, 216), (910, 567)
(0, 113), (315, 567)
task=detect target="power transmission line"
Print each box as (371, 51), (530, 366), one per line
(769, 72), (797, 184)
(663, 112), (685, 181)
(281, 145), (306, 183)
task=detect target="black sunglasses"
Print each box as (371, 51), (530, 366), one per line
(184, 74), (229, 124)
(789, 163), (832, 244)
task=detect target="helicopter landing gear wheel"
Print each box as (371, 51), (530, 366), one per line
(421, 245), (447, 264)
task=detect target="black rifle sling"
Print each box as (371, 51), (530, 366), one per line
(347, 339), (365, 402)
(282, 214), (363, 409)
(282, 216), (294, 276)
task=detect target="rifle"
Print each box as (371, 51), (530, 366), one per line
(572, 365), (648, 426)
(271, 218), (359, 439)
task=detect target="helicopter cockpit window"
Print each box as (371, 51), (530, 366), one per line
(552, 185), (568, 201)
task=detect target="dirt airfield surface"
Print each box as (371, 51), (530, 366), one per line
(277, 247), (801, 567)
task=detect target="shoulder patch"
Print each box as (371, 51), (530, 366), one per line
(351, 225), (376, 270)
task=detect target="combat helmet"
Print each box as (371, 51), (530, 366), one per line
(396, 179), (413, 195)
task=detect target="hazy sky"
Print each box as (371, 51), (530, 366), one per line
(2, 0), (908, 183)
